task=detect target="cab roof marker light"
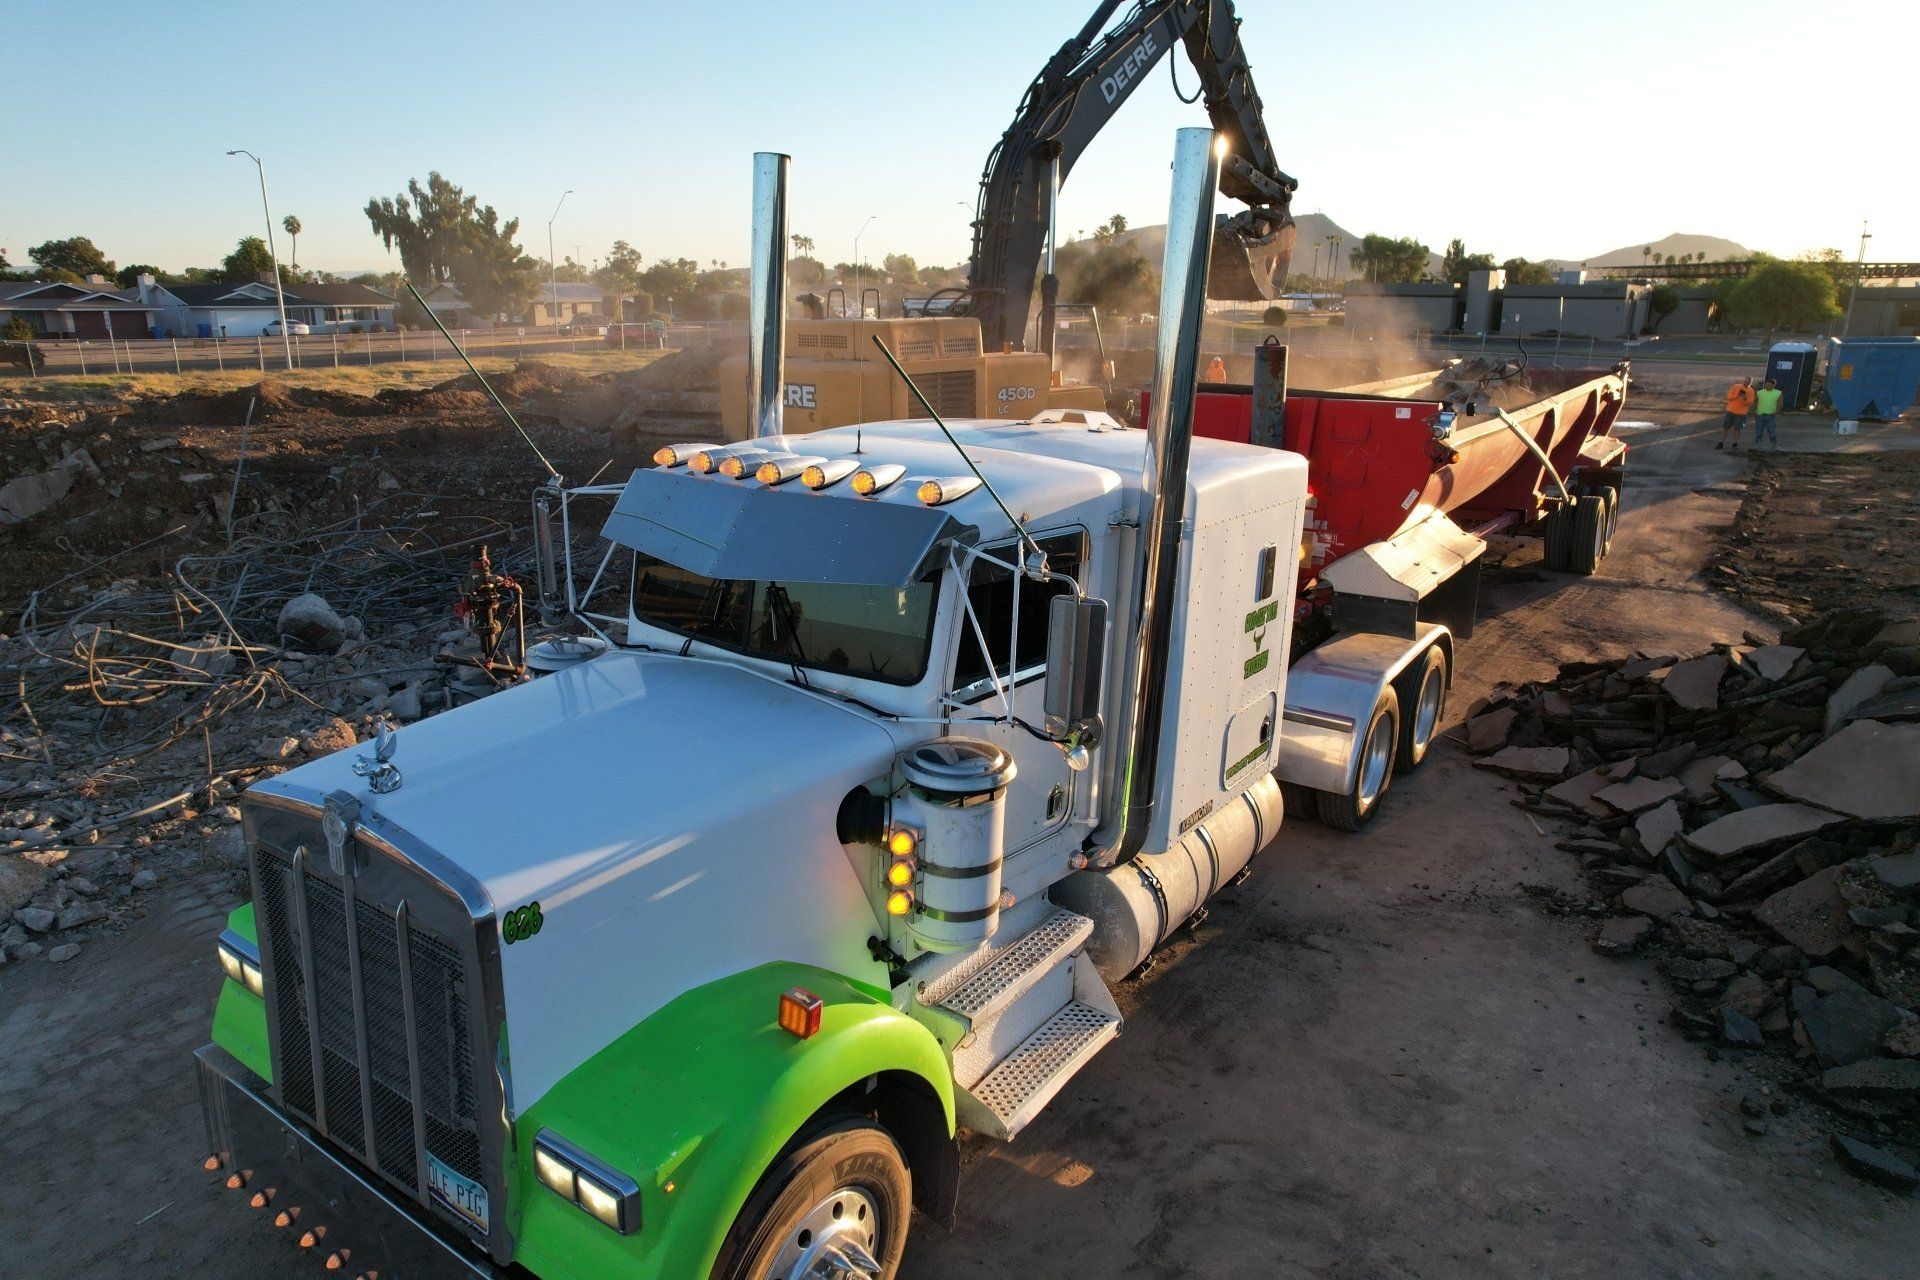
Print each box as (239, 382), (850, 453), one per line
(801, 458), (860, 490)
(755, 453), (828, 485)
(916, 476), (982, 506)
(718, 449), (784, 479)
(532, 1130), (642, 1235)
(688, 443), (753, 474)
(651, 443), (711, 469)
(850, 463), (907, 496)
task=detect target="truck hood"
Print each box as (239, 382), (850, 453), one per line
(250, 650), (898, 1110)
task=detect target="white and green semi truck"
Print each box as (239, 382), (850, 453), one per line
(195, 132), (1466, 1278)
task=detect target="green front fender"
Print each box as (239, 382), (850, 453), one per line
(510, 962), (953, 1280)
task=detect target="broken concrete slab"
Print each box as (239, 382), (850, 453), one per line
(1720, 973), (1773, 1020)
(1828, 664), (1895, 733)
(1466, 706), (1518, 753)
(1870, 852), (1920, 896)
(1595, 775), (1685, 815)
(1830, 1135), (1920, 1194)
(1685, 803), (1845, 862)
(1888, 1022), (1920, 1058)
(1765, 719), (1920, 821)
(1620, 875), (1692, 918)
(0, 858), (49, 921)
(1845, 686), (1920, 725)
(1795, 984), (1905, 1067)
(1635, 742), (1698, 779)
(1634, 799), (1685, 857)
(1677, 755), (1743, 803)
(1472, 745), (1570, 778)
(1742, 644), (1805, 683)
(1592, 915), (1653, 956)
(1545, 766), (1618, 815)
(1719, 1008), (1766, 1047)
(0, 467), (75, 525)
(1755, 865), (1852, 958)
(1661, 653), (1728, 711)
(1821, 1058), (1920, 1106)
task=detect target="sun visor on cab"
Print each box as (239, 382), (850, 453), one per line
(601, 467), (974, 587)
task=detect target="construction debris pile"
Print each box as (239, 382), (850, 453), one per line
(1468, 608), (1920, 1194)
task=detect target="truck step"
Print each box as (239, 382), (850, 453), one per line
(959, 1000), (1120, 1141)
(918, 907), (1093, 1025)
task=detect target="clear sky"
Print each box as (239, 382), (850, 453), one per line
(3, 0), (1911, 278)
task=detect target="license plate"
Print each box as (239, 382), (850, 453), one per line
(427, 1154), (489, 1234)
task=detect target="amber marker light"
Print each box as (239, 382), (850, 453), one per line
(886, 889), (914, 917)
(886, 858), (916, 887)
(779, 986), (824, 1039)
(886, 826), (918, 857)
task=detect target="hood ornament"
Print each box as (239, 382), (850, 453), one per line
(321, 791), (363, 878)
(352, 719), (403, 794)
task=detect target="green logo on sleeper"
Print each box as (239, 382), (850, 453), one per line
(503, 901), (544, 944)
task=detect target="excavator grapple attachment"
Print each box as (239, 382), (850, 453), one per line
(1208, 209), (1295, 302)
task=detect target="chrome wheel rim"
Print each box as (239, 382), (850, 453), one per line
(773, 1186), (882, 1280)
(1412, 667), (1444, 755)
(1357, 711), (1393, 809)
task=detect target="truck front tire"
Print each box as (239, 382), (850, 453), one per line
(1316, 688), (1399, 831)
(712, 1114), (911, 1280)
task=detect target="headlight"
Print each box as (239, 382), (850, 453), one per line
(533, 1131), (640, 1235)
(217, 929), (264, 998)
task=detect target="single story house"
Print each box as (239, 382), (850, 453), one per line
(135, 277), (395, 338)
(527, 281), (608, 327)
(0, 279), (156, 338)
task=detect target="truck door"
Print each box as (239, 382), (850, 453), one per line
(947, 530), (1086, 853)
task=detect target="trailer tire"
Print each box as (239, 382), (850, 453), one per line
(711, 1114), (911, 1280)
(1598, 486), (1620, 553)
(1541, 504), (1574, 572)
(1567, 494), (1607, 575)
(1394, 645), (1449, 773)
(1316, 688), (1399, 831)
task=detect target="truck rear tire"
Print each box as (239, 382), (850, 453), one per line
(1280, 781), (1319, 823)
(1598, 486), (1620, 553)
(1316, 688), (1399, 831)
(1394, 645), (1448, 773)
(711, 1115), (911, 1280)
(1567, 494), (1607, 576)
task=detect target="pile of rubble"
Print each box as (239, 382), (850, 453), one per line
(1467, 607), (1920, 1194)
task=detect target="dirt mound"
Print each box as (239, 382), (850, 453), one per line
(429, 359), (587, 402)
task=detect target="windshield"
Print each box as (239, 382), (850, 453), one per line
(631, 552), (939, 685)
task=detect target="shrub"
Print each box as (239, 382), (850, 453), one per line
(1262, 305), (1288, 326)
(3, 316), (36, 342)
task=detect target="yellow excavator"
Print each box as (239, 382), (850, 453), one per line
(720, 0), (1295, 438)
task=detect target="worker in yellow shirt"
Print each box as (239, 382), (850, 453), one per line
(1752, 379), (1783, 449)
(1719, 377), (1755, 450)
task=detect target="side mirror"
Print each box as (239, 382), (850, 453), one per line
(1044, 594), (1108, 746)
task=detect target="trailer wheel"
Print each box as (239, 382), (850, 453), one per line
(1395, 645), (1449, 773)
(1567, 494), (1608, 576)
(1316, 688), (1399, 831)
(711, 1114), (910, 1280)
(1598, 487), (1621, 553)
(1541, 504), (1574, 572)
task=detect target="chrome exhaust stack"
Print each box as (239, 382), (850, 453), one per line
(1096, 127), (1221, 865)
(746, 151), (790, 440)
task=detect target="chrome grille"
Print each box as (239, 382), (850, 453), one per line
(252, 822), (485, 1221)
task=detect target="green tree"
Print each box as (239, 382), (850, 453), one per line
(115, 263), (164, 289)
(1440, 238), (1497, 285)
(1647, 284), (1681, 332)
(29, 236), (115, 282)
(881, 252), (918, 282)
(365, 172), (538, 319)
(594, 241), (646, 318)
(639, 257), (700, 307)
(220, 236), (288, 283)
(1348, 234), (1430, 284)
(1500, 257), (1555, 286)
(1796, 247), (1851, 293)
(1726, 259), (1840, 343)
(0, 249), (27, 282)
(789, 255), (827, 289)
(553, 256), (591, 284)
(282, 215), (302, 270)
(1055, 235), (1158, 318)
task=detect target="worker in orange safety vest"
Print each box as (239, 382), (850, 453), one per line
(1718, 377), (1755, 450)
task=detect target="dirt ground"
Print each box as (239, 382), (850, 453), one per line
(3, 368), (1918, 1278)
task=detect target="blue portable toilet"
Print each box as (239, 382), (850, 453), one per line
(1766, 342), (1818, 410)
(1827, 337), (1920, 420)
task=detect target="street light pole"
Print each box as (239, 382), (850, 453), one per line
(548, 190), (573, 334)
(226, 149), (293, 371)
(1842, 220), (1871, 338)
(853, 214), (877, 319)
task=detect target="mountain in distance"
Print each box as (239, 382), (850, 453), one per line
(1579, 233), (1755, 268)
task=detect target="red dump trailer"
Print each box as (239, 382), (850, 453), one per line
(1148, 350), (1633, 827)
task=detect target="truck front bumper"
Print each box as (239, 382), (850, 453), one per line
(195, 1045), (502, 1279)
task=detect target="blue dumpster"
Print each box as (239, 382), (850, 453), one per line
(197, 323), (213, 339)
(1827, 337), (1920, 420)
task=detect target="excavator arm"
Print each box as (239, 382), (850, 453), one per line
(961, 0), (1297, 353)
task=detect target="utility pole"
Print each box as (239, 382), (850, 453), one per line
(853, 215), (877, 318)
(1842, 220), (1871, 338)
(548, 190), (573, 333)
(226, 149), (293, 371)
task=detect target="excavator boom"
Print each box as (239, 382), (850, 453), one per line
(962, 0), (1297, 351)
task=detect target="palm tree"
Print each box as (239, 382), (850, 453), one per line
(282, 215), (302, 272)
